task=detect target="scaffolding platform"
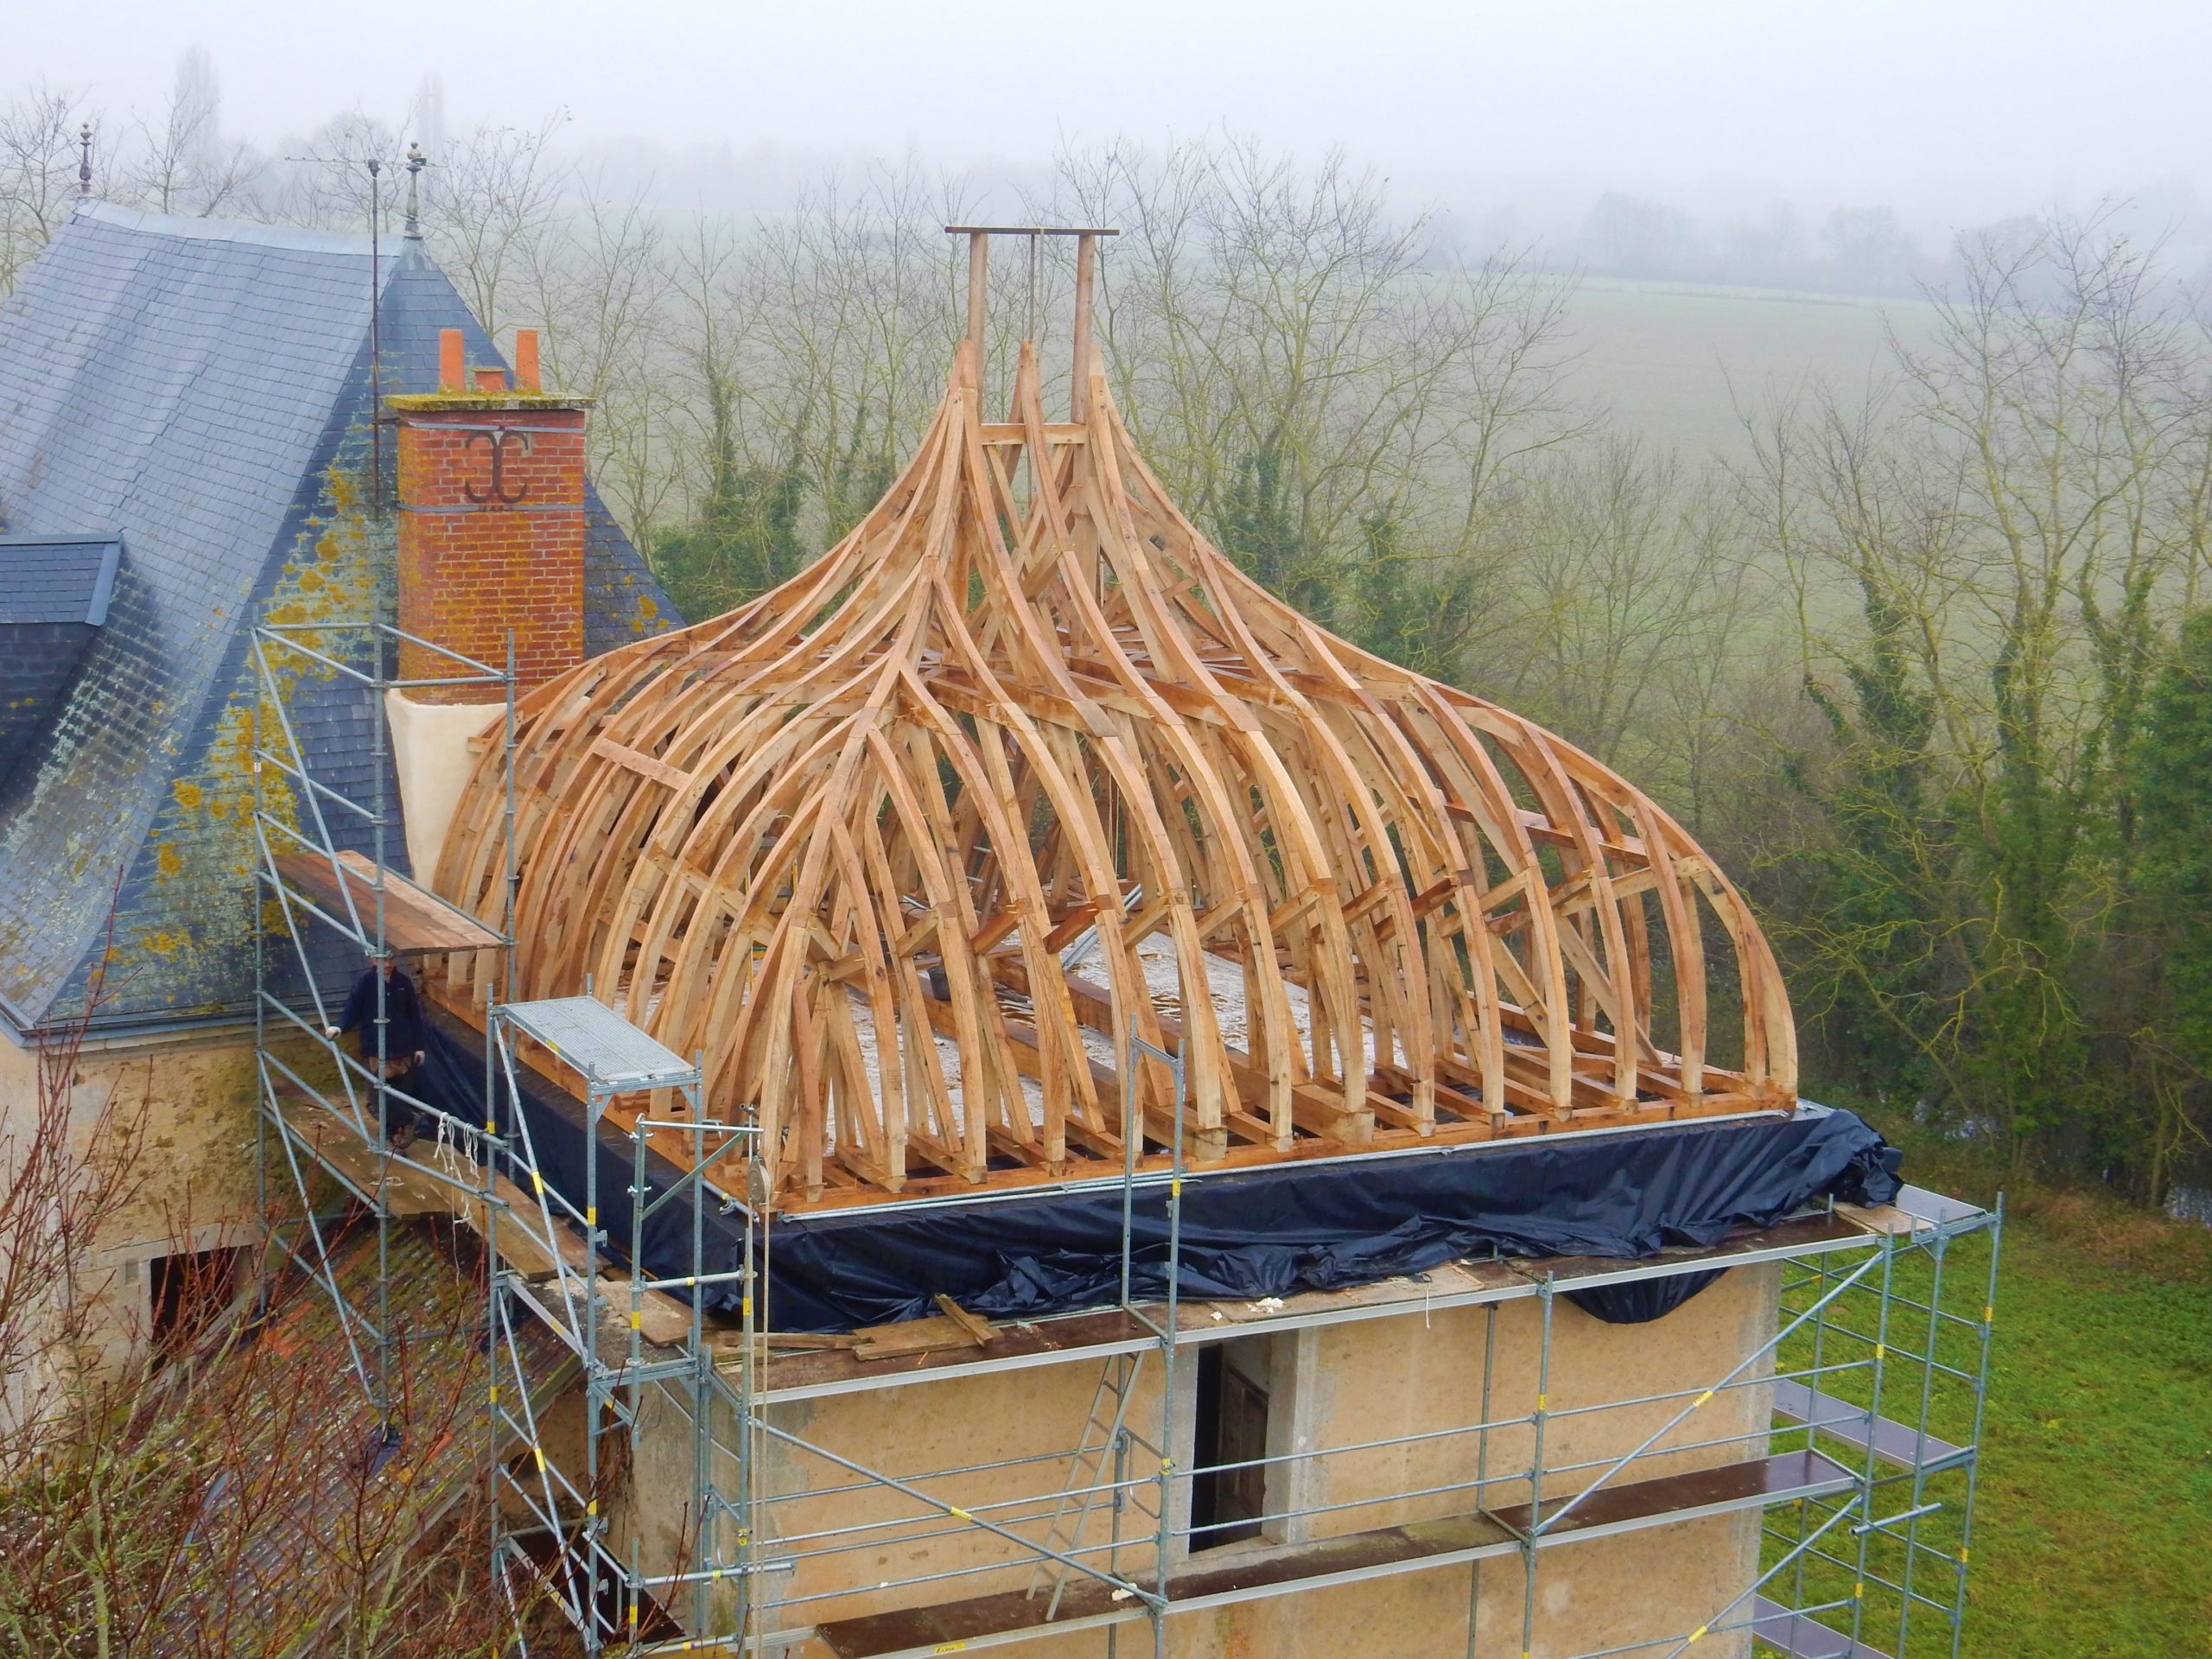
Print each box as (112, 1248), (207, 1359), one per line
(502, 995), (696, 1090)
(1772, 1380), (1967, 1472)
(1751, 1597), (1895, 1659)
(270, 849), (502, 952)
(268, 1087), (459, 1217)
(815, 1512), (1522, 1659)
(1491, 1450), (1857, 1543)
(815, 1452), (1858, 1659)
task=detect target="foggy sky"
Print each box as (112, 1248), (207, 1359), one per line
(11, 0), (2208, 221)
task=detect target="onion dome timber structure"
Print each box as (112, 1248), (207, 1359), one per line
(432, 232), (1796, 1211)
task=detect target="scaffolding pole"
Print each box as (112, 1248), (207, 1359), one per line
(246, 622), (1999, 1659)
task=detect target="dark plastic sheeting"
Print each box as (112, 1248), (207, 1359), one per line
(420, 1014), (1898, 1331)
(421, 1012), (732, 1294)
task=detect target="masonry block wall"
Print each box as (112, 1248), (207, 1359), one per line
(391, 333), (588, 702)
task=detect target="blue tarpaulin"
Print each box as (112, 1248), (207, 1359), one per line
(421, 1011), (1899, 1331)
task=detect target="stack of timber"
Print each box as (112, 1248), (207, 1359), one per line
(431, 232), (1796, 1209)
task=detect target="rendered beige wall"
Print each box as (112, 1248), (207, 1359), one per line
(622, 1266), (1779, 1659)
(0, 1027), (270, 1389)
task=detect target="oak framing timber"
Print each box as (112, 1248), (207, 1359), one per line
(430, 231), (1796, 1210)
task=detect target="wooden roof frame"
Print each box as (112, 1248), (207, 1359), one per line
(430, 230), (1796, 1211)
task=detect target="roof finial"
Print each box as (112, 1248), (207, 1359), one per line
(77, 124), (92, 198)
(404, 142), (427, 239)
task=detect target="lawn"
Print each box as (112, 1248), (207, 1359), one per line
(1957, 1211), (2212, 1656)
(1765, 1125), (2212, 1659)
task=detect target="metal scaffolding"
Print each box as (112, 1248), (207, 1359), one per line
(250, 618), (516, 1431)
(249, 619), (2001, 1659)
(484, 994), (760, 1652)
(728, 1180), (1998, 1659)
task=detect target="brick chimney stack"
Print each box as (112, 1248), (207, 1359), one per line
(391, 327), (588, 702)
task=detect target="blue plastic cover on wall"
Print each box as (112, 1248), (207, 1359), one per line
(421, 1013), (1899, 1331)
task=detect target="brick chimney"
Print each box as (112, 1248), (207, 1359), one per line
(390, 327), (588, 702)
(386, 327), (588, 884)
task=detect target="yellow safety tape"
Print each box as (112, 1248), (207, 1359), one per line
(588, 1205), (598, 1226)
(488, 1385), (499, 1404)
(531, 1172), (545, 1195)
(1874, 1344), (1886, 1360)
(1853, 1580), (1865, 1599)
(1958, 1548), (1970, 1564)
(1536, 1393), (1547, 1412)
(949, 1506), (973, 1522)
(933, 1645), (969, 1655)
(532, 1446), (546, 1473)
(631, 1310), (642, 1331)
(1694, 1389), (1714, 1408)
(1984, 1306), (1994, 1325)
(742, 1295), (754, 1319)
(1688, 1626), (1707, 1643)
(588, 1498), (598, 1516)
(1171, 1177), (1183, 1198)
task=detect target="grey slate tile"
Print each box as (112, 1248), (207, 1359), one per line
(0, 201), (677, 1036)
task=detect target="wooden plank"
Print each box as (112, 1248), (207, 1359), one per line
(272, 849), (501, 952)
(588, 734), (691, 791)
(272, 1094), (458, 1217)
(931, 1294), (997, 1345)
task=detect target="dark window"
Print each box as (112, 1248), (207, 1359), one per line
(1190, 1341), (1269, 1549)
(149, 1246), (245, 1363)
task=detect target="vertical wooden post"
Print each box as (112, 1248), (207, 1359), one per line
(1070, 232), (1097, 421)
(966, 232), (990, 371)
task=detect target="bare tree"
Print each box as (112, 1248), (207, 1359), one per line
(126, 48), (258, 219)
(1045, 136), (1588, 632)
(420, 111), (569, 339)
(0, 80), (93, 289)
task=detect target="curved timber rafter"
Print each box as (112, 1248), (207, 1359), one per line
(430, 229), (1796, 1211)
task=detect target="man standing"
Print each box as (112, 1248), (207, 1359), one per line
(328, 951), (435, 1149)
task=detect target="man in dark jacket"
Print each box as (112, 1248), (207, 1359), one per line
(328, 952), (435, 1149)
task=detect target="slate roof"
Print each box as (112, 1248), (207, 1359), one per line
(0, 201), (677, 1039)
(0, 533), (122, 624)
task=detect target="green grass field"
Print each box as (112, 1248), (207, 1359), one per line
(1789, 1119), (2212, 1658)
(1560, 276), (1942, 463)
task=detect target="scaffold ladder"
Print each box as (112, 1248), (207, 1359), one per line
(1027, 1349), (1147, 1616)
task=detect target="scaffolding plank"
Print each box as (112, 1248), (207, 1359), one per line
(1751, 1597), (1895, 1659)
(502, 995), (696, 1088)
(1772, 1380), (1965, 1471)
(1489, 1450), (1857, 1543)
(460, 1169), (583, 1280)
(270, 1091), (460, 1217)
(812, 1513), (1516, 1658)
(272, 849), (502, 951)
(813, 1455), (1856, 1658)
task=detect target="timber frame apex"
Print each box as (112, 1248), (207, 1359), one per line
(429, 253), (1797, 1211)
